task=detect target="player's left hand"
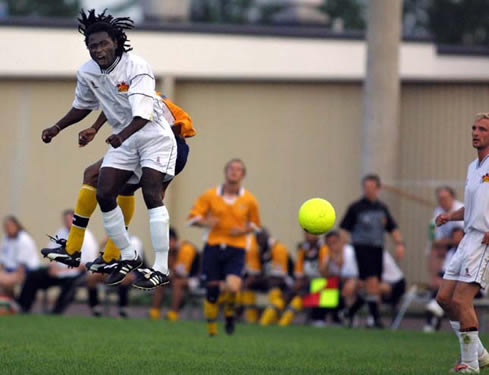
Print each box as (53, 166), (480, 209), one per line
(79, 127), (97, 147)
(394, 243), (405, 260)
(481, 232), (489, 245)
(106, 134), (124, 148)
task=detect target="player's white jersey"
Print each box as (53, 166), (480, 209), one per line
(382, 251), (404, 284)
(463, 156), (489, 233)
(73, 52), (171, 133)
(0, 231), (40, 272)
(432, 200), (464, 240)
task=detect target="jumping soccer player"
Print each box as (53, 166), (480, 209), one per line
(41, 9), (176, 289)
(188, 159), (261, 336)
(41, 95), (194, 277)
(435, 113), (489, 373)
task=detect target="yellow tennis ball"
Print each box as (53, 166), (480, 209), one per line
(298, 198), (336, 235)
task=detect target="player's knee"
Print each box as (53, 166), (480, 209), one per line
(83, 164), (99, 187)
(436, 292), (451, 311)
(142, 188), (162, 209)
(96, 189), (116, 211)
(226, 276), (242, 293)
(206, 285), (220, 304)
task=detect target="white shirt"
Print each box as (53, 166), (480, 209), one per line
(464, 156), (489, 233)
(432, 200), (464, 240)
(0, 231), (40, 272)
(341, 244), (358, 278)
(382, 251), (404, 284)
(73, 53), (171, 133)
(47, 227), (98, 277)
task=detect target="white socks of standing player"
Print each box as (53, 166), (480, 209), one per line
(102, 207), (136, 261)
(149, 205), (170, 275)
(450, 320), (486, 367)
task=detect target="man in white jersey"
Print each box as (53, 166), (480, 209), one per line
(41, 10), (175, 290)
(436, 113), (489, 373)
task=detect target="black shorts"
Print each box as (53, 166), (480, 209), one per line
(353, 244), (383, 280)
(201, 244), (245, 283)
(175, 136), (189, 176)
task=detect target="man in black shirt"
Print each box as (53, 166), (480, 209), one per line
(340, 174), (405, 328)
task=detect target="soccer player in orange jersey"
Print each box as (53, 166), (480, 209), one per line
(188, 159), (261, 336)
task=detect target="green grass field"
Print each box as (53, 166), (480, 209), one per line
(0, 315), (472, 374)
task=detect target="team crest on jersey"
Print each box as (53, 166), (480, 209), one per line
(117, 81), (129, 92)
(482, 173), (489, 183)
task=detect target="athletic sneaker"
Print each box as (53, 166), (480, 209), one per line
(453, 363), (479, 373)
(225, 316), (235, 335)
(479, 350), (489, 369)
(132, 268), (170, 290)
(105, 255), (142, 286)
(86, 254), (119, 274)
(41, 235), (80, 268)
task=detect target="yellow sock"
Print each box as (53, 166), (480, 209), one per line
(241, 290), (258, 323)
(66, 185), (97, 255)
(102, 195), (135, 262)
(166, 310), (179, 321)
(204, 300), (219, 336)
(278, 296), (302, 326)
(223, 292), (237, 318)
(269, 288), (285, 311)
(259, 307), (278, 326)
(149, 308), (161, 320)
(245, 307), (259, 323)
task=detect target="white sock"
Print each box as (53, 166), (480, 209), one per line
(102, 207), (134, 261)
(451, 321), (487, 357)
(149, 206), (169, 275)
(459, 331), (480, 368)
(450, 321), (461, 341)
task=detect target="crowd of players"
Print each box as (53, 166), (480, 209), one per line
(9, 171), (464, 331)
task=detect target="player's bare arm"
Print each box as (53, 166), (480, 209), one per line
(105, 116), (148, 148)
(391, 229), (405, 260)
(41, 107), (92, 143)
(435, 207), (464, 226)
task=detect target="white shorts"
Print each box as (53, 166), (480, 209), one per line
(444, 229), (489, 289)
(101, 122), (176, 184)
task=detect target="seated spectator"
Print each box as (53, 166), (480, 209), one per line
(18, 209), (97, 314)
(278, 232), (328, 326)
(319, 230), (358, 325)
(236, 228), (291, 325)
(149, 227), (200, 321)
(87, 234), (143, 318)
(427, 187), (463, 302)
(0, 216), (40, 305)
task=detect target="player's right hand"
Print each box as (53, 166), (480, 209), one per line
(435, 213), (450, 227)
(78, 127), (97, 147)
(41, 126), (60, 143)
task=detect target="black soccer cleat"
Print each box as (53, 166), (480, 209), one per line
(225, 316), (235, 335)
(86, 253), (119, 274)
(132, 268), (170, 291)
(41, 235), (80, 268)
(105, 255), (143, 286)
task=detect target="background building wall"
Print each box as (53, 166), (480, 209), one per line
(2, 77), (488, 284)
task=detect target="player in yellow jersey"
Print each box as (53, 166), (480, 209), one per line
(149, 227), (200, 321)
(41, 95), (195, 288)
(240, 228), (292, 326)
(278, 232), (329, 326)
(188, 159), (261, 336)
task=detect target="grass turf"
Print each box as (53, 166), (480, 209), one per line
(0, 315), (471, 374)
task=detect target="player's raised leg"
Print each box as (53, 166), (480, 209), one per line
(97, 166), (142, 286)
(41, 159), (102, 266)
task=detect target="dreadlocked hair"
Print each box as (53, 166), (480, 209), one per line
(78, 9), (134, 56)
